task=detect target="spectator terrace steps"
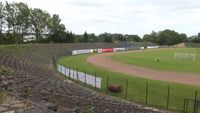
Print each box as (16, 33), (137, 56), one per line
(0, 44), (167, 113)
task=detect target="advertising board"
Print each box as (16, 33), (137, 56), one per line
(72, 49), (93, 55)
(97, 49), (103, 53)
(113, 48), (125, 52)
(102, 48), (113, 52)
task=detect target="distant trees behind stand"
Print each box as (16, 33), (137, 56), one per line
(0, 1), (200, 45)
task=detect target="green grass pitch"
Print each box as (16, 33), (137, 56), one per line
(111, 48), (200, 73)
(58, 48), (200, 112)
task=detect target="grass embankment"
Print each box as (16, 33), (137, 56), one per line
(58, 51), (200, 112)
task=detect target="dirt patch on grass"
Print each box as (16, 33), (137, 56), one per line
(87, 50), (200, 86)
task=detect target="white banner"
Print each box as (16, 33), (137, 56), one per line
(147, 46), (159, 49)
(72, 49), (93, 55)
(113, 48), (125, 52)
(140, 47), (145, 50)
(97, 49), (103, 53)
(57, 64), (102, 88)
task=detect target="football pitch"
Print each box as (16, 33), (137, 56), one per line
(58, 48), (200, 112)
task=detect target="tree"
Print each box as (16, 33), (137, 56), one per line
(74, 35), (82, 43)
(143, 31), (159, 44)
(191, 36), (200, 43)
(112, 33), (123, 42)
(158, 31), (170, 45)
(179, 33), (188, 42)
(88, 33), (97, 43)
(0, 2), (5, 34)
(143, 30), (188, 45)
(49, 14), (66, 42)
(126, 34), (141, 42)
(0, 1), (68, 44)
(150, 31), (159, 44)
(30, 8), (51, 42)
(69, 31), (74, 42)
(5, 2), (20, 43)
(4, 2), (31, 43)
(15, 2), (30, 40)
(143, 34), (152, 42)
(190, 33), (200, 43)
(99, 32), (113, 43)
(158, 29), (183, 45)
(83, 31), (89, 42)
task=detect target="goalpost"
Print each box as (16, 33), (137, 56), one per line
(197, 48), (200, 53)
(174, 53), (196, 61)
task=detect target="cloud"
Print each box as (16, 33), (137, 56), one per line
(62, 1), (104, 8)
(5, 0), (200, 36)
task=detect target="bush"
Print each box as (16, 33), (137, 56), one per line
(0, 66), (10, 75)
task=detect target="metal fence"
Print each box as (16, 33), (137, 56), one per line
(183, 91), (200, 113)
(55, 61), (200, 113)
(102, 75), (200, 113)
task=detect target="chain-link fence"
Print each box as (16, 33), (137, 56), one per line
(56, 63), (200, 112)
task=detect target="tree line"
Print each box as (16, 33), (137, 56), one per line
(143, 30), (200, 45)
(0, 1), (200, 45)
(0, 1), (66, 44)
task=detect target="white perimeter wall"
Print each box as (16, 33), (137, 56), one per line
(57, 64), (102, 88)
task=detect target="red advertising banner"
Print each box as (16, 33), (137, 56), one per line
(102, 48), (113, 52)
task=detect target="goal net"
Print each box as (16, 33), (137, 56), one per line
(174, 53), (195, 61)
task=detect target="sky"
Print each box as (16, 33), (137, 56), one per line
(4, 0), (200, 37)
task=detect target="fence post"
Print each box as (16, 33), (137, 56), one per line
(69, 68), (71, 79)
(84, 71), (86, 86)
(76, 68), (79, 82)
(95, 73), (97, 90)
(196, 91), (198, 113)
(196, 100), (199, 113)
(52, 56), (56, 69)
(65, 66), (67, 76)
(107, 75), (109, 94)
(183, 98), (186, 112)
(193, 90), (198, 113)
(186, 98), (189, 113)
(72, 69), (74, 81)
(125, 79), (128, 100)
(167, 85), (170, 109)
(145, 81), (148, 104)
(52, 56), (54, 68)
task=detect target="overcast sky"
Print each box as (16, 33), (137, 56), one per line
(5, 0), (200, 36)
